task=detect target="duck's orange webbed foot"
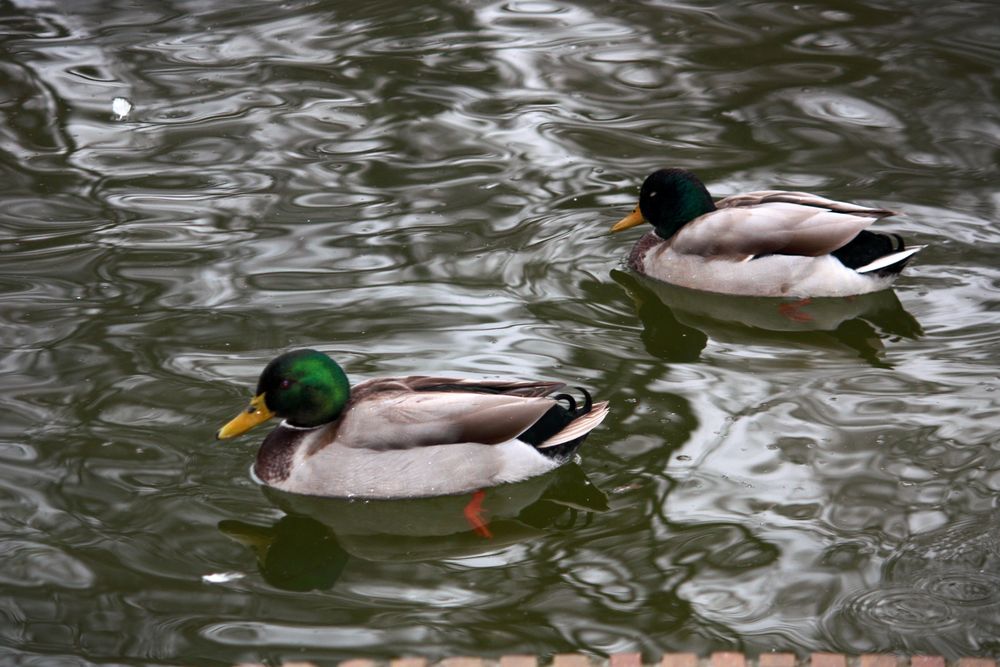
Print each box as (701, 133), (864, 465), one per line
(463, 489), (493, 539)
(778, 297), (814, 322)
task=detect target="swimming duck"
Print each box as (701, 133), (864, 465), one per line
(611, 168), (922, 297)
(217, 349), (609, 499)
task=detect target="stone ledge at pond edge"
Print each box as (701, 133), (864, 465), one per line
(234, 652), (999, 667)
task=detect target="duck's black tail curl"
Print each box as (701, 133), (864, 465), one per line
(833, 230), (913, 276)
(518, 388), (595, 456)
(551, 388), (593, 418)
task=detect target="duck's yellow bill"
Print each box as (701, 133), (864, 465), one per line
(611, 206), (645, 233)
(217, 393), (275, 440)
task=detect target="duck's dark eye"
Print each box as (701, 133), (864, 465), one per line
(280, 379), (292, 390)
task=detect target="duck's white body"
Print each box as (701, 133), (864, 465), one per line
(259, 426), (567, 498)
(630, 235), (913, 298)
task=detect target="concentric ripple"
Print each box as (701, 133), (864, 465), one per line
(836, 587), (962, 632)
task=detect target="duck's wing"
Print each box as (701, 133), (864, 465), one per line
(332, 377), (569, 451)
(675, 191), (897, 258)
(716, 190), (896, 217)
(355, 375), (566, 398)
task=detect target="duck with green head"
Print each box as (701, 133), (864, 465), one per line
(217, 349), (609, 499)
(611, 168), (922, 298)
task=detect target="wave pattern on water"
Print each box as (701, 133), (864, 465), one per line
(0, 0), (999, 663)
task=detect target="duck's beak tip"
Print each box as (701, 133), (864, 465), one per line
(610, 207), (645, 233)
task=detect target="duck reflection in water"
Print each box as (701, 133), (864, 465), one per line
(220, 464), (608, 591)
(611, 269), (922, 368)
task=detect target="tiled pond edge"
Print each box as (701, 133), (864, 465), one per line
(237, 652), (998, 667)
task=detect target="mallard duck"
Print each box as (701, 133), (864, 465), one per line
(611, 168), (922, 297)
(217, 349), (609, 499)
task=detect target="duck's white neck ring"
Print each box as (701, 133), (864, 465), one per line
(278, 419), (323, 431)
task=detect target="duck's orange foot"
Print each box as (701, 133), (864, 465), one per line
(778, 297), (814, 322)
(463, 489), (493, 539)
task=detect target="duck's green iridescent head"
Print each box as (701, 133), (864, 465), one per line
(611, 168), (716, 240)
(217, 349), (350, 439)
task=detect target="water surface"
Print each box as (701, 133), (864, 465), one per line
(1, 0), (999, 664)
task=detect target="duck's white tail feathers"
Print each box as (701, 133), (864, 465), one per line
(855, 245), (924, 274)
(538, 401), (610, 448)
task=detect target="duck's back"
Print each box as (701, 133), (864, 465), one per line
(672, 192), (893, 259)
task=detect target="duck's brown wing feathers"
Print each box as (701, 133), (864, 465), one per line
(353, 376), (565, 399)
(674, 191), (898, 258)
(716, 190), (896, 217)
(333, 376), (568, 451)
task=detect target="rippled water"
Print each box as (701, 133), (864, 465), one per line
(2, 0), (999, 664)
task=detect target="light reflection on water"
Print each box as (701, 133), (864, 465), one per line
(1, 0), (999, 664)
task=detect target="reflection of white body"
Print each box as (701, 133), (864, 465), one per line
(268, 474), (551, 537)
(260, 466), (606, 561)
(629, 270), (916, 334)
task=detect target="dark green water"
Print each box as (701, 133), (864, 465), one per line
(1, 0), (999, 664)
